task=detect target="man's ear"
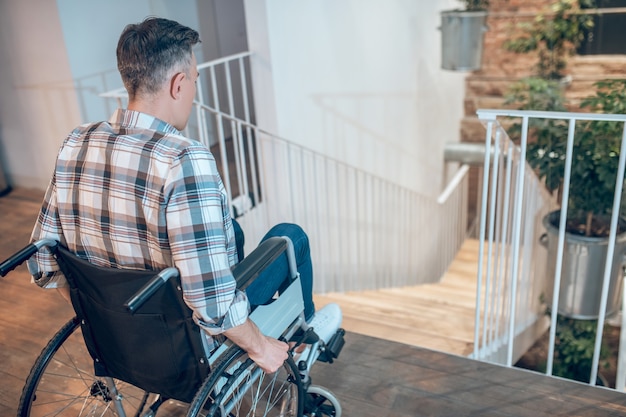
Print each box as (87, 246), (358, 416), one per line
(170, 72), (185, 100)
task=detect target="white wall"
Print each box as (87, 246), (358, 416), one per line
(245, 0), (466, 198)
(0, 0), (80, 189)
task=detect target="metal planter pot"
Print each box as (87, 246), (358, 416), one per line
(439, 10), (488, 71)
(542, 211), (626, 319)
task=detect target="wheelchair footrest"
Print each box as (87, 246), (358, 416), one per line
(319, 328), (345, 363)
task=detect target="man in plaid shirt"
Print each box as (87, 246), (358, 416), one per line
(28, 17), (319, 373)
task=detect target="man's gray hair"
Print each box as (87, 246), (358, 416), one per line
(117, 17), (200, 99)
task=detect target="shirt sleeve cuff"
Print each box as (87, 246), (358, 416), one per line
(194, 289), (250, 335)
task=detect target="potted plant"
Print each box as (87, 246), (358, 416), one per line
(440, 0), (489, 71)
(539, 80), (626, 319)
(507, 77), (626, 319)
(502, 0), (626, 319)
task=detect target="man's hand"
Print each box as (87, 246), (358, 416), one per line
(223, 319), (289, 373)
(247, 335), (289, 373)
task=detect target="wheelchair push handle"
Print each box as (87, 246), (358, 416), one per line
(0, 239), (57, 277)
(124, 267), (179, 314)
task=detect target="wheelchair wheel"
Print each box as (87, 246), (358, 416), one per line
(304, 385), (342, 417)
(188, 345), (304, 416)
(19, 317), (157, 417)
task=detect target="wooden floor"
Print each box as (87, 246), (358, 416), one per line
(3, 188), (626, 416)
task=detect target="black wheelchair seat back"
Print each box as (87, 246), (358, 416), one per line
(53, 245), (209, 403)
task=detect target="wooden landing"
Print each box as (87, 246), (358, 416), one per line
(314, 239), (480, 357)
(5, 189), (626, 416)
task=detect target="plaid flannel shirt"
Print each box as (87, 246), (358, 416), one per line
(28, 109), (245, 348)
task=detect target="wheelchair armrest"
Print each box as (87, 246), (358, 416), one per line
(231, 237), (288, 290)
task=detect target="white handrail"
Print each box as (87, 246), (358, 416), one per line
(196, 51), (252, 70)
(437, 164), (469, 205)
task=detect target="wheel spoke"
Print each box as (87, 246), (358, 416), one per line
(19, 318), (155, 417)
(189, 346), (303, 417)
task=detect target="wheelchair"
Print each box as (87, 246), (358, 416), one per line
(0, 235), (345, 416)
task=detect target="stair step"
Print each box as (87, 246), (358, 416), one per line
(313, 238), (481, 357)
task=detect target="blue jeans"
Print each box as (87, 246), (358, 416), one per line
(233, 220), (315, 321)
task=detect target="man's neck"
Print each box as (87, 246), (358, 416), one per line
(128, 101), (161, 121)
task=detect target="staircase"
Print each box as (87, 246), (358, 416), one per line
(314, 239), (481, 356)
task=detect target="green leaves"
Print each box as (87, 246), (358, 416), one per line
(503, 0), (595, 79)
(506, 78), (626, 236)
(505, 77), (568, 194)
(462, 0), (489, 11)
(582, 79), (626, 115)
(570, 80), (626, 222)
(553, 315), (609, 383)
(505, 77), (568, 111)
